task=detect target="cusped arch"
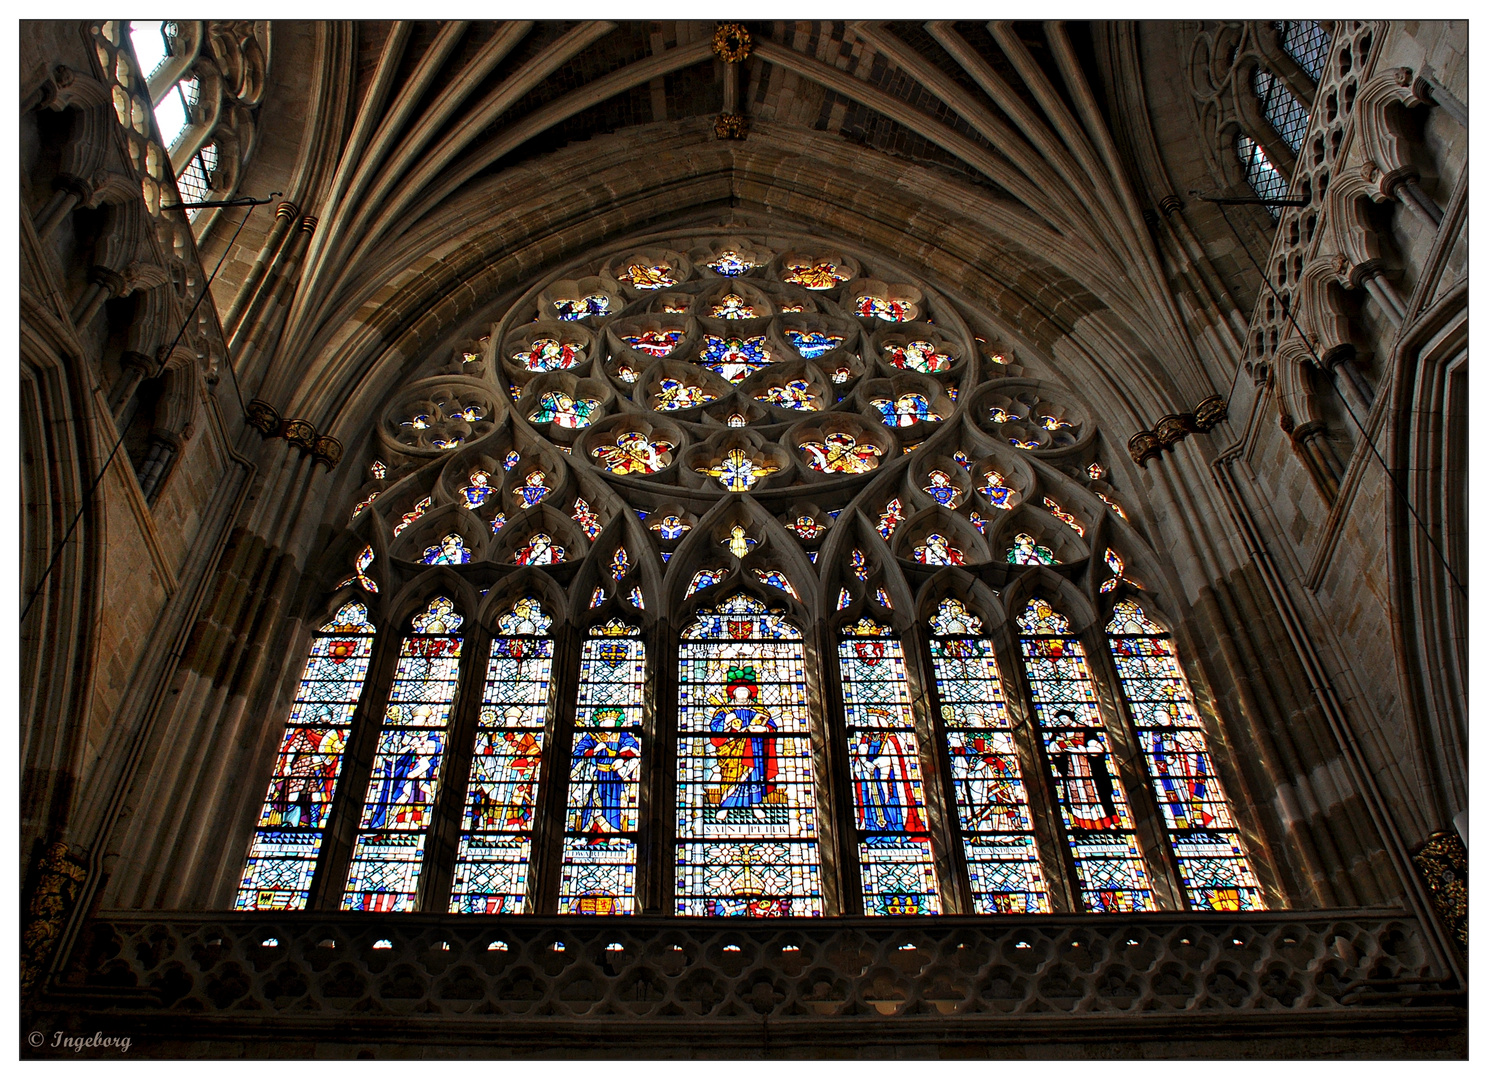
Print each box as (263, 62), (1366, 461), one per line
(388, 503), (491, 566)
(914, 568), (1007, 633)
(892, 505), (993, 567)
(475, 567), (571, 634)
(1355, 66), (1435, 198)
(488, 503), (591, 570)
(999, 569), (1099, 638)
(382, 567), (483, 635)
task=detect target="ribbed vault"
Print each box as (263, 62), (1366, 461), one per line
(219, 19), (1252, 449)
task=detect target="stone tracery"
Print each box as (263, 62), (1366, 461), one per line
(236, 227), (1275, 921)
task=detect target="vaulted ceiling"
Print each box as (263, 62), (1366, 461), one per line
(206, 20), (1274, 443)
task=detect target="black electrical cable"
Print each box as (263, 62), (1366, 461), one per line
(1205, 195), (1466, 599)
(21, 200), (265, 626)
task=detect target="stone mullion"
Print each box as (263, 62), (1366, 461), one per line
(911, 624), (975, 916)
(1082, 626), (1187, 912)
(306, 621), (412, 911)
(992, 621), (1081, 915)
(649, 614), (678, 915)
(815, 622), (860, 917)
(416, 621), (492, 913)
(528, 621), (581, 914)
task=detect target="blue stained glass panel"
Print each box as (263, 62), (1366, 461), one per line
(559, 623), (646, 914)
(237, 603), (377, 911)
(1107, 600), (1265, 911)
(341, 599), (464, 912)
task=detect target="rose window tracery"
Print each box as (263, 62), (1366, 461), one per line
(244, 227), (1271, 922)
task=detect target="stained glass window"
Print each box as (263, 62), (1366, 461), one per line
(651, 514), (690, 540)
(529, 390), (599, 428)
(854, 295), (915, 321)
(912, 533), (964, 566)
(698, 335), (771, 382)
(236, 602), (377, 910)
(1008, 533), (1055, 565)
(753, 568), (799, 599)
(622, 329), (684, 357)
(422, 534), (472, 565)
(799, 432), (881, 474)
(655, 378), (717, 411)
(787, 514), (822, 539)
(517, 471), (550, 508)
(927, 599), (1048, 913)
(591, 431), (674, 474)
(685, 568), (730, 597)
(516, 337), (581, 371)
(256, 227), (1281, 924)
(571, 498), (602, 539)
(837, 620), (940, 914)
(512, 532), (564, 565)
(559, 620), (646, 914)
(676, 595), (822, 916)
(725, 525), (756, 557)
(1017, 598), (1152, 912)
(393, 496), (432, 537)
(449, 599), (555, 913)
(338, 545), (378, 592)
(755, 379), (816, 410)
(922, 471), (957, 506)
(619, 263), (678, 290)
(876, 498), (906, 539)
(342, 598), (463, 911)
(460, 470), (494, 509)
(553, 294), (609, 320)
(883, 340), (953, 373)
(707, 251), (754, 276)
(708, 293), (757, 319)
(871, 393), (940, 427)
(1106, 601), (1264, 910)
(781, 259), (847, 289)
(696, 448), (779, 491)
(1043, 497), (1084, 536)
(784, 330), (843, 358)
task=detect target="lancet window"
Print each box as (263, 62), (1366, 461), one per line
(676, 595), (821, 916)
(448, 598), (555, 914)
(560, 620), (646, 915)
(341, 598), (464, 911)
(236, 229), (1276, 918)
